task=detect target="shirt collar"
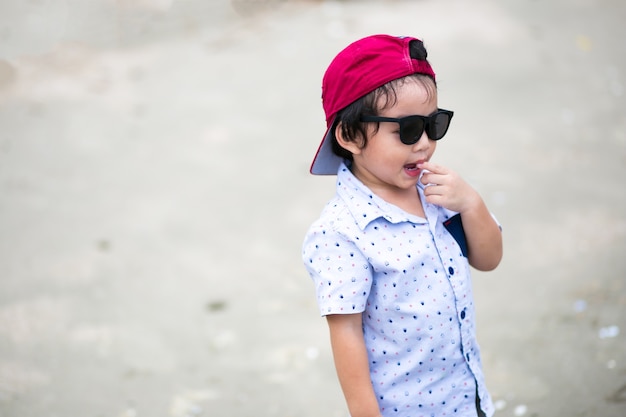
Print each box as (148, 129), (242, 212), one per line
(335, 162), (425, 230)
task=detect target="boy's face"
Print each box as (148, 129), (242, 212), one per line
(347, 79), (439, 196)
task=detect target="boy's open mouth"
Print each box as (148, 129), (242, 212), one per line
(404, 163), (421, 177)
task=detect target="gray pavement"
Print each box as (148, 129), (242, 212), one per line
(0, 1), (625, 416)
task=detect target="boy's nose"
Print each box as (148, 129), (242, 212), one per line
(411, 131), (430, 151)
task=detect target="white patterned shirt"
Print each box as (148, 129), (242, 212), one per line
(302, 162), (494, 417)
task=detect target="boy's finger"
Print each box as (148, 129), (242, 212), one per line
(421, 172), (446, 187)
(418, 160), (446, 174)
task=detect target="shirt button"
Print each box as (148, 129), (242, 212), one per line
(460, 309), (466, 319)
(448, 266), (454, 275)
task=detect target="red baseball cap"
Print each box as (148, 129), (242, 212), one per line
(310, 34), (436, 175)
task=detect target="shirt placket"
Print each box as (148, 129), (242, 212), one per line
(424, 204), (477, 369)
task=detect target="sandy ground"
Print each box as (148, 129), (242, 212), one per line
(0, 1), (625, 416)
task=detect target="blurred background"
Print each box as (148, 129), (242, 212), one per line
(0, 0), (624, 416)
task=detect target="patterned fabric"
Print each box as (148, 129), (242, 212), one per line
(302, 163), (494, 417)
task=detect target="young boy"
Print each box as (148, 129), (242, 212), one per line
(302, 35), (503, 417)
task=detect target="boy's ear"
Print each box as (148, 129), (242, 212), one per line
(335, 122), (363, 155)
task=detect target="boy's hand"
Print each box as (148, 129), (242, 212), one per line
(418, 161), (481, 214)
(418, 160), (503, 271)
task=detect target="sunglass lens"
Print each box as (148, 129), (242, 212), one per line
(401, 118), (425, 144)
(431, 112), (451, 140)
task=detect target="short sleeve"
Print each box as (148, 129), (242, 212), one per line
(302, 224), (373, 316)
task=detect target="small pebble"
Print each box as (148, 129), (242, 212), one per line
(573, 299), (587, 312)
(598, 325), (620, 339)
(494, 399), (507, 410)
(305, 346), (319, 360)
(514, 404), (527, 416)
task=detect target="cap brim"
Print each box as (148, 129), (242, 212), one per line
(310, 118), (343, 175)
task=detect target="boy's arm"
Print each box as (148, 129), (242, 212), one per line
(326, 313), (383, 417)
(419, 161), (503, 271)
(457, 195), (503, 271)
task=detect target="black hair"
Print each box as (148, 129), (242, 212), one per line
(331, 39), (437, 161)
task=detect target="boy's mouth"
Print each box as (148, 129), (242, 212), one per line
(404, 163), (420, 177)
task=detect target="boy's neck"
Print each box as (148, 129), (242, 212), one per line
(371, 185), (426, 219)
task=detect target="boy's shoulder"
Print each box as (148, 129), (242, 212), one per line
(305, 187), (377, 241)
(310, 193), (353, 229)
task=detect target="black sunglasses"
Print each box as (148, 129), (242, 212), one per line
(360, 109), (454, 145)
